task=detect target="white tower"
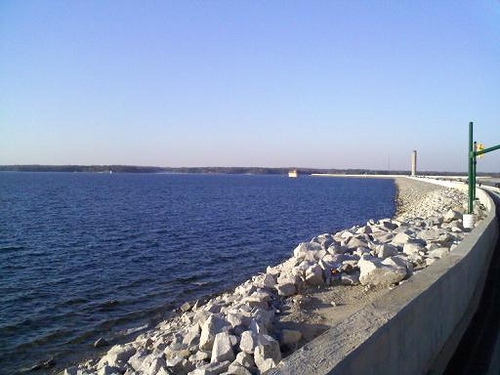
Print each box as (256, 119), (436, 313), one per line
(411, 150), (417, 176)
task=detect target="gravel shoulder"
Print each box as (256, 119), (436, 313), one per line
(394, 177), (445, 218)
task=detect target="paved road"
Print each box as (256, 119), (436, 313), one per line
(443, 189), (500, 374)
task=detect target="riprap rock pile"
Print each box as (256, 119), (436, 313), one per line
(65, 184), (487, 375)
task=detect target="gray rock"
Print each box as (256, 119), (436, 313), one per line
(239, 330), (258, 353)
(248, 319), (268, 335)
(164, 342), (190, 359)
(293, 242), (323, 261)
(227, 363), (252, 375)
(275, 282), (296, 297)
(426, 258), (437, 266)
(234, 282), (257, 298)
(183, 332), (201, 348)
(326, 244), (349, 255)
(392, 232), (412, 245)
(376, 243), (399, 258)
(341, 271), (360, 285)
(311, 233), (335, 249)
(381, 256), (413, 278)
(381, 220), (398, 230)
(144, 356), (167, 374)
(418, 229), (442, 242)
(403, 242), (426, 255)
(189, 350), (210, 362)
(427, 247), (450, 259)
(241, 296), (268, 310)
(321, 253), (346, 267)
(98, 344), (136, 369)
(337, 230), (354, 241)
(188, 361), (231, 375)
(347, 236), (368, 249)
(356, 225), (372, 234)
(371, 231), (394, 243)
(276, 271), (300, 285)
(253, 309), (274, 330)
(128, 349), (149, 370)
(156, 368), (172, 375)
(225, 313), (245, 329)
(262, 274), (276, 288)
(358, 257), (406, 286)
(199, 315), (229, 350)
(444, 209), (462, 223)
(235, 351), (255, 369)
(426, 243), (441, 251)
(305, 264), (324, 285)
(180, 301), (192, 312)
(436, 232), (455, 246)
(257, 358), (277, 373)
(211, 332), (235, 363)
(254, 335), (281, 368)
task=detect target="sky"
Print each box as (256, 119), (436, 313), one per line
(1, 1), (499, 172)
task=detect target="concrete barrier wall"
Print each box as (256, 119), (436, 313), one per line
(269, 179), (498, 375)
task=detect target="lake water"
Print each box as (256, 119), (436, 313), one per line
(0, 173), (396, 373)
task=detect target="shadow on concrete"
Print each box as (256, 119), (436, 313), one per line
(443, 192), (500, 374)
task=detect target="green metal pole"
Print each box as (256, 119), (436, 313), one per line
(468, 122), (473, 214)
(473, 141), (477, 201)
(477, 143), (500, 156)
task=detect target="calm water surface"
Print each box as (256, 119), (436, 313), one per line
(0, 173), (396, 373)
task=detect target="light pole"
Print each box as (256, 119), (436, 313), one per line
(467, 121), (500, 216)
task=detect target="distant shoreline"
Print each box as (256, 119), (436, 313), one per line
(1, 165), (496, 177)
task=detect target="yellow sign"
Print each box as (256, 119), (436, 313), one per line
(476, 143), (485, 158)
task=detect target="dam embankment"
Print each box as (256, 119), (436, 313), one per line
(269, 179), (499, 375)
(66, 177), (492, 375)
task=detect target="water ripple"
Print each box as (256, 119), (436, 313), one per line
(0, 172), (395, 373)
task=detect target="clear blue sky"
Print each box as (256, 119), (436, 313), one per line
(1, 1), (499, 172)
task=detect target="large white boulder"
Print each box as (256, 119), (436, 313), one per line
(211, 332), (234, 363)
(239, 330), (258, 354)
(254, 335), (281, 369)
(199, 315), (229, 350)
(403, 242), (426, 255)
(358, 257), (406, 286)
(235, 351), (255, 369)
(188, 361), (230, 375)
(262, 273), (276, 288)
(444, 209), (462, 223)
(97, 344), (136, 370)
(347, 236), (368, 249)
(305, 264), (324, 285)
(341, 271), (360, 285)
(392, 232), (412, 245)
(371, 231), (394, 243)
(376, 243), (399, 258)
(293, 242), (323, 261)
(381, 255), (413, 278)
